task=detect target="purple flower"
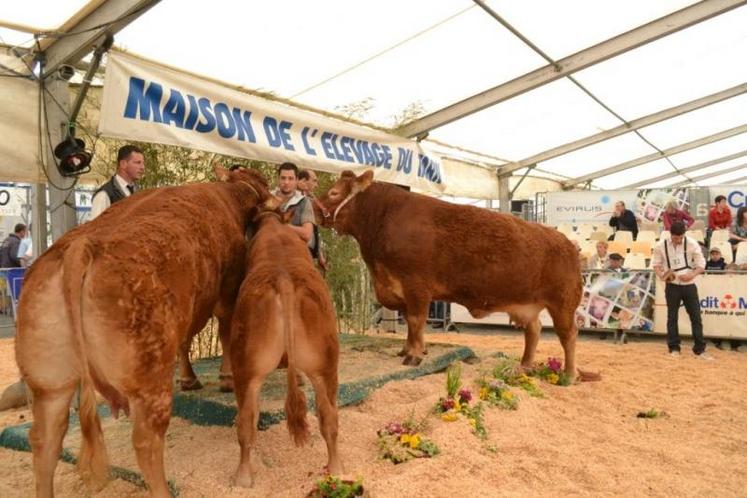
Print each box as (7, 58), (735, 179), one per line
(458, 389), (472, 404)
(441, 398), (455, 411)
(385, 421), (404, 435)
(548, 357), (563, 373)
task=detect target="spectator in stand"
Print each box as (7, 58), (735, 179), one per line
(588, 241), (609, 270)
(708, 195), (732, 232)
(607, 253), (626, 273)
(729, 206), (747, 255)
(609, 201), (639, 241)
(571, 240), (588, 270)
(662, 200), (694, 231)
(705, 247), (726, 271)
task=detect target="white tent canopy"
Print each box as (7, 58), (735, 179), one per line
(1, 0), (746, 194)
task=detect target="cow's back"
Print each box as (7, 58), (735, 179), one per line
(351, 184), (580, 310)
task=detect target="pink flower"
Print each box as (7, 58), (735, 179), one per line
(458, 389), (472, 404)
(548, 357), (563, 373)
(441, 398), (455, 411)
(385, 421), (404, 435)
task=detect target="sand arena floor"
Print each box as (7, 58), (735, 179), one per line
(1, 328), (746, 497)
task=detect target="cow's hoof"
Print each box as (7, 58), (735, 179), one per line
(396, 348), (408, 357)
(179, 378), (203, 391)
(402, 355), (423, 366)
(231, 472), (254, 489)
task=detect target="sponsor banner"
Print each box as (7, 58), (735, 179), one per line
(654, 273), (747, 339)
(708, 185), (747, 216)
(99, 50), (476, 196)
(546, 189), (689, 226)
(546, 191), (637, 226)
(0, 186), (26, 217)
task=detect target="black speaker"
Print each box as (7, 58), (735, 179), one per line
(53, 137), (92, 176)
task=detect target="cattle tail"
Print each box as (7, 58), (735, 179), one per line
(279, 277), (311, 446)
(61, 238), (109, 489)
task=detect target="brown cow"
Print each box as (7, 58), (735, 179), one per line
(230, 209), (341, 488)
(15, 166), (274, 498)
(316, 170), (582, 376)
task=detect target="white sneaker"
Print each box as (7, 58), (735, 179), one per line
(696, 352), (715, 361)
(669, 351), (681, 358)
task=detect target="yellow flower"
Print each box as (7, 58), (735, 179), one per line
(479, 387), (489, 400)
(468, 418), (477, 428)
(453, 399), (462, 412)
(500, 390), (514, 401)
(407, 434), (421, 449)
(547, 373), (559, 385)
(400, 434), (411, 445)
(441, 412), (458, 422)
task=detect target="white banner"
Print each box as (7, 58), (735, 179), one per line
(654, 274), (747, 339)
(0, 186), (26, 217)
(546, 191), (638, 226)
(709, 185), (747, 215)
(99, 50), (464, 195)
(546, 188), (690, 226)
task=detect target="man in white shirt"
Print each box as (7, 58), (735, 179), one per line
(89, 145), (146, 220)
(652, 221), (711, 359)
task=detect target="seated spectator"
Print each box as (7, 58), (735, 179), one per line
(607, 253), (627, 273)
(662, 200), (694, 230)
(729, 206), (747, 256)
(588, 241), (609, 270)
(571, 240), (588, 270)
(609, 201), (639, 240)
(708, 195), (732, 232)
(705, 247), (726, 271)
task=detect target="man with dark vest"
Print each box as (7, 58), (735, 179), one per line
(273, 162), (316, 253)
(90, 145), (145, 220)
(0, 223), (27, 268)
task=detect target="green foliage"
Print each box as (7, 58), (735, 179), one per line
(307, 475), (364, 498)
(636, 409), (661, 419)
(446, 363), (462, 398)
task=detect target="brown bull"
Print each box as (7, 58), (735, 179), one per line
(316, 170), (582, 375)
(15, 166), (274, 498)
(230, 210), (341, 487)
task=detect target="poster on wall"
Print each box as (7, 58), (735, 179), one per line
(576, 271), (655, 331)
(546, 189), (690, 227)
(654, 273), (747, 339)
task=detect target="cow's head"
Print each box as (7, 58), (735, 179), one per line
(213, 164), (278, 212)
(316, 170), (373, 230)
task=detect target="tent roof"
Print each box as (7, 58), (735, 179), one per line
(2, 0), (746, 191)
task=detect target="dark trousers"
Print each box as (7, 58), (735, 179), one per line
(665, 283), (706, 354)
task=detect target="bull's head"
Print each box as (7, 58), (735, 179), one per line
(315, 170), (373, 231)
(213, 164), (278, 211)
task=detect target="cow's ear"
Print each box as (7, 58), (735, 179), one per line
(213, 164), (231, 182)
(340, 170), (356, 179)
(353, 170), (374, 193)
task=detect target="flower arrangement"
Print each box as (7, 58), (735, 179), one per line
(306, 476), (365, 498)
(476, 377), (518, 410)
(376, 412), (439, 464)
(532, 357), (572, 386)
(492, 359), (544, 398)
(434, 363), (488, 439)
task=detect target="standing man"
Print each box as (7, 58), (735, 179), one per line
(298, 169), (329, 273)
(0, 223), (27, 268)
(609, 201), (639, 240)
(297, 169), (319, 196)
(90, 145), (146, 220)
(652, 221), (711, 360)
(274, 163), (316, 249)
